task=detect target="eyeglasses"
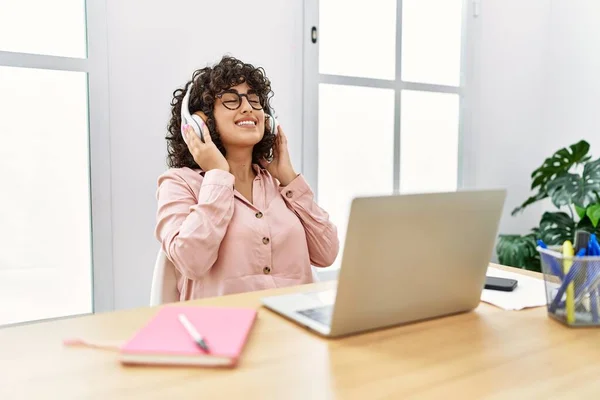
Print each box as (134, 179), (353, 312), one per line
(216, 90), (263, 110)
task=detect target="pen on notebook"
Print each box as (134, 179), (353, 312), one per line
(178, 313), (210, 352)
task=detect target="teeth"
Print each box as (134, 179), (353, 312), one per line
(236, 120), (256, 126)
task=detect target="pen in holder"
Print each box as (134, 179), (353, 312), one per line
(537, 244), (600, 327)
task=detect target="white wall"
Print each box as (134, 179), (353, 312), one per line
(104, 0), (600, 307)
(463, 0), (600, 256)
(106, 0), (304, 309)
(546, 1), (600, 152)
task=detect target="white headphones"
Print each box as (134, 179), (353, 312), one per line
(181, 82), (278, 144)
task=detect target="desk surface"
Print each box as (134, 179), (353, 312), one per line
(1, 264), (599, 399)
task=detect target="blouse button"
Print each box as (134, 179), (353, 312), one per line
(262, 237), (270, 245)
(285, 190), (293, 198)
(255, 211), (263, 219)
(263, 266), (271, 274)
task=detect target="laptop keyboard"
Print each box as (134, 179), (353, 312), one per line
(297, 305), (333, 326)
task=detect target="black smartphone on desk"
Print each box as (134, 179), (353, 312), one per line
(484, 276), (518, 291)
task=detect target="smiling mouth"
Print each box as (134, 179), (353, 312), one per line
(236, 120), (256, 127)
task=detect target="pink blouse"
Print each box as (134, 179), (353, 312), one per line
(154, 165), (339, 300)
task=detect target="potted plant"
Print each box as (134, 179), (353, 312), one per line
(497, 140), (600, 271)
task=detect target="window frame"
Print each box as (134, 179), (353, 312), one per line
(0, 0), (114, 317)
(302, 0), (472, 274)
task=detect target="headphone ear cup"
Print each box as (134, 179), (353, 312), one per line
(190, 114), (206, 142)
(181, 117), (200, 145)
(181, 119), (190, 145)
(268, 113), (278, 135)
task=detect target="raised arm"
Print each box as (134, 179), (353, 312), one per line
(259, 125), (340, 267)
(155, 169), (235, 280)
(280, 174), (340, 267)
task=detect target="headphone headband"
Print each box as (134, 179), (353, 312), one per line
(180, 81), (278, 145)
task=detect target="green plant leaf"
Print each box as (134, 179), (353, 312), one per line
(576, 215), (600, 235)
(575, 204), (587, 219)
(583, 158), (600, 204)
(496, 233), (540, 272)
(586, 204), (600, 227)
(531, 140), (591, 191)
(511, 191), (547, 216)
(512, 140), (591, 215)
(546, 173), (583, 207)
(546, 158), (600, 209)
(538, 211), (575, 245)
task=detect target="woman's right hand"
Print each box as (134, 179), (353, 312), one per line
(183, 120), (230, 173)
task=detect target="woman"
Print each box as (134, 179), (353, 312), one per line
(155, 56), (339, 300)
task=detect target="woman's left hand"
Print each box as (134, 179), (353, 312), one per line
(260, 125), (298, 186)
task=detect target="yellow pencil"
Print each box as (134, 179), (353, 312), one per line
(563, 240), (575, 324)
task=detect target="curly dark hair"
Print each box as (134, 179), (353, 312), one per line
(166, 55), (276, 168)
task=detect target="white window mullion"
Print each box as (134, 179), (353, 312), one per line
(0, 51), (88, 72)
(302, 0), (320, 195)
(320, 74), (395, 90)
(403, 81), (461, 95)
(394, 0), (404, 193)
(86, 0), (114, 314)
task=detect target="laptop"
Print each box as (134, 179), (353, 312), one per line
(261, 189), (507, 337)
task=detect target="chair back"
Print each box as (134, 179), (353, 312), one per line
(149, 250), (180, 306)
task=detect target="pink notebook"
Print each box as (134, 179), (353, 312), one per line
(119, 306), (257, 367)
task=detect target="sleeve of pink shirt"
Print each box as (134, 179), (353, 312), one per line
(280, 174), (340, 267)
(155, 169), (235, 280)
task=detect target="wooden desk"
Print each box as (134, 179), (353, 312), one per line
(1, 265), (599, 399)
